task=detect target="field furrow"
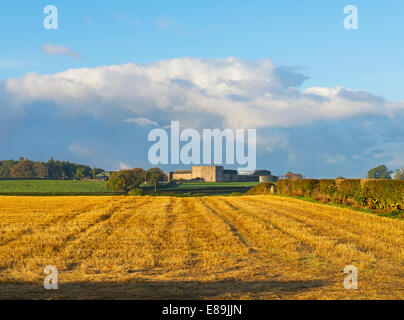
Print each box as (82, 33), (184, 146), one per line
(241, 196), (404, 261)
(0, 195), (403, 299)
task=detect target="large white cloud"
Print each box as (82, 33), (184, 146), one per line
(3, 57), (404, 128)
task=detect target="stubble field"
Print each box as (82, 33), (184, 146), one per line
(0, 195), (403, 299)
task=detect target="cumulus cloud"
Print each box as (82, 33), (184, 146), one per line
(124, 117), (158, 126)
(323, 154), (347, 164)
(117, 161), (131, 170)
(3, 57), (404, 130)
(69, 142), (93, 156)
(365, 142), (404, 168)
(257, 132), (289, 153)
(42, 44), (83, 59)
(116, 13), (141, 27)
(156, 17), (176, 29)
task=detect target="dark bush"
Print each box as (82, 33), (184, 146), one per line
(275, 179), (319, 197)
(361, 179), (404, 211)
(276, 180), (290, 194)
(276, 177), (403, 213)
(315, 179), (337, 201)
(128, 188), (145, 196)
(106, 169), (145, 192)
(335, 179), (362, 204)
(297, 179), (320, 196)
(245, 183), (275, 195)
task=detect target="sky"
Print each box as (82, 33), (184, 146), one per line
(0, 0), (403, 178)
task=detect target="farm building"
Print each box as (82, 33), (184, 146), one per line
(95, 171), (115, 181)
(279, 171), (304, 180)
(169, 165), (278, 183)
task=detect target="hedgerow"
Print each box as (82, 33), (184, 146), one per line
(245, 182), (275, 195)
(275, 178), (404, 212)
(274, 179), (319, 197)
(360, 179), (404, 211)
(334, 179), (363, 204)
(314, 179), (337, 201)
(276, 180), (290, 194)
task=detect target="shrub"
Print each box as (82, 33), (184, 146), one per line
(276, 177), (403, 213)
(287, 180), (300, 195)
(316, 179), (337, 200)
(297, 179), (320, 196)
(175, 192), (191, 197)
(245, 183), (275, 195)
(106, 169), (145, 192)
(276, 180), (290, 194)
(276, 179), (319, 197)
(334, 179), (363, 204)
(128, 188), (145, 196)
(360, 179), (404, 211)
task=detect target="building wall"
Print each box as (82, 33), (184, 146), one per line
(166, 172), (173, 182)
(215, 166), (224, 182)
(224, 173), (235, 182)
(259, 175), (278, 183)
(191, 165), (224, 182)
(173, 166), (273, 183)
(173, 172), (192, 181)
(232, 175), (259, 182)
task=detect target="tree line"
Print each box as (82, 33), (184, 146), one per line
(0, 157), (103, 180)
(106, 168), (164, 193)
(367, 164), (404, 180)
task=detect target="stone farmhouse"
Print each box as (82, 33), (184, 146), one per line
(168, 165), (278, 183)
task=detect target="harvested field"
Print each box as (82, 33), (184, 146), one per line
(0, 195), (403, 299)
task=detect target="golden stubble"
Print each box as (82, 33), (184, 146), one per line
(0, 195), (402, 299)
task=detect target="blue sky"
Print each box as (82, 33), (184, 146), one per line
(0, 1), (403, 177)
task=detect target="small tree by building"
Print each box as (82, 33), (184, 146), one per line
(146, 168), (164, 192)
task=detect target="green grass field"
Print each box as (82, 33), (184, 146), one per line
(0, 180), (111, 194)
(0, 180), (258, 196)
(140, 181), (259, 196)
(164, 182), (259, 190)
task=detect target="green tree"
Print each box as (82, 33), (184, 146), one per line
(132, 168), (146, 184)
(394, 167), (404, 180)
(115, 176), (127, 192)
(0, 165), (10, 178)
(0, 157), (98, 180)
(106, 168), (145, 192)
(0, 160), (17, 178)
(146, 168), (164, 192)
(74, 167), (86, 180)
(91, 165), (96, 180)
(46, 158), (93, 179)
(366, 165), (393, 179)
(46, 157), (56, 178)
(33, 162), (47, 178)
